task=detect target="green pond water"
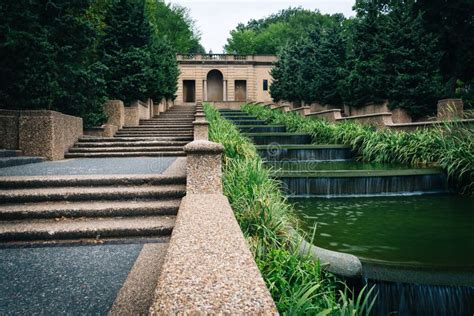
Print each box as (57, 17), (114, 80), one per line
(291, 194), (474, 268)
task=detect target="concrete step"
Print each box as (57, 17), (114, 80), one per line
(0, 215), (176, 241)
(78, 137), (192, 142)
(116, 130), (193, 134)
(0, 184), (186, 203)
(65, 151), (186, 158)
(122, 127), (194, 131)
(0, 174), (185, 189)
(0, 199), (180, 220)
(74, 141), (188, 147)
(0, 156), (45, 168)
(68, 146), (184, 153)
(0, 150), (22, 158)
(114, 134), (193, 137)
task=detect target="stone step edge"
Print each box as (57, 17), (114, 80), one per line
(0, 216), (176, 241)
(0, 174), (186, 189)
(0, 199), (181, 220)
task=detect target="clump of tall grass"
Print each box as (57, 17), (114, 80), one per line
(243, 104), (474, 194)
(205, 104), (375, 315)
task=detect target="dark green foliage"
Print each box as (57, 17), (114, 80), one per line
(225, 7), (335, 54)
(268, 1), (448, 118)
(146, 1), (205, 54)
(244, 104), (474, 194)
(204, 104), (375, 314)
(414, 0), (474, 97)
(0, 0), (107, 127)
(100, 0), (179, 105)
(383, 2), (443, 117)
(0, 0), (198, 127)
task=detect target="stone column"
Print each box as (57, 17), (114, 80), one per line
(223, 80), (227, 101)
(184, 140), (224, 194)
(193, 121), (209, 141)
(203, 80), (208, 101)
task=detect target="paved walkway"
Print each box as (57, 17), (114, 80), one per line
(0, 241), (157, 315)
(0, 157), (176, 176)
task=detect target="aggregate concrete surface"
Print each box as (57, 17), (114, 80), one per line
(0, 157), (176, 176)
(0, 243), (143, 315)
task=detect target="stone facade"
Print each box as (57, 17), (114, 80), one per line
(176, 54), (277, 105)
(18, 110), (83, 160)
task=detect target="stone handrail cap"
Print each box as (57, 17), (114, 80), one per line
(192, 121), (209, 126)
(184, 140), (224, 154)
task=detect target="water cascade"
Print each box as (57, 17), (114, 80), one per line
(219, 108), (474, 314)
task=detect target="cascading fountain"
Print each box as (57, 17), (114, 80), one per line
(219, 108), (474, 315)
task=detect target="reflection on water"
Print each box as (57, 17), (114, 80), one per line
(291, 194), (474, 267)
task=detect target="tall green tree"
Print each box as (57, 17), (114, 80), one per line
(342, 0), (389, 107)
(384, 1), (442, 117)
(0, 0), (107, 126)
(414, 0), (474, 97)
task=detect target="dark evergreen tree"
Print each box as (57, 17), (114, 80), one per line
(0, 0), (107, 126)
(342, 0), (389, 107)
(384, 1), (442, 117)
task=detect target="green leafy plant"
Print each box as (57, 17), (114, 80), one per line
(205, 104), (376, 315)
(243, 103), (473, 194)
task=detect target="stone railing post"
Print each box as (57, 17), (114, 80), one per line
(193, 121), (209, 141)
(104, 100), (125, 129)
(183, 140), (223, 194)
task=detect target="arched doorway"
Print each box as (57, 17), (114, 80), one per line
(207, 69), (223, 101)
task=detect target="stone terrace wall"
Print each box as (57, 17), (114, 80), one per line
(0, 110), (20, 150)
(19, 110), (82, 160)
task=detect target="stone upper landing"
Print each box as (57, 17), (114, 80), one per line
(177, 54), (277, 65)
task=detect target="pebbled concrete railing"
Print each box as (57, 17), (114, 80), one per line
(149, 140), (278, 314)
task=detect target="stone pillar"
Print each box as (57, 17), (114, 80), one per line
(194, 112), (206, 122)
(223, 80), (227, 101)
(203, 80), (208, 101)
(437, 99), (464, 120)
(104, 100), (125, 129)
(184, 140), (224, 194)
(193, 121), (209, 141)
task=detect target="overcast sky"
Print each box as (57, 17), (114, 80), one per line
(169, 0), (356, 53)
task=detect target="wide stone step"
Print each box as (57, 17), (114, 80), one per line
(122, 127), (194, 131)
(74, 141), (188, 147)
(0, 184), (186, 203)
(68, 146), (184, 153)
(65, 151), (186, 158)
(0, 174), (186, 189)
(231, 120), (267, 126)
(0, 199), (180, 220)
(0, 150), (22, 158)
(78, 136), (191, 142)
(238, 125), (286, 133)
(114, 134), (193, 138)
(0, 156), (45, 169)
(116, 130), (193, 134)
(0, 215), (176, 241)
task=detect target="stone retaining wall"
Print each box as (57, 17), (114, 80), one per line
(19, 110), (82, 160)
(306, 109), (342, 122)
(0, 110), (20, 150)
(124, 106), (140, 126)
(207, 101), (245, 109)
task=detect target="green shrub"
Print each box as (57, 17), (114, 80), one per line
(205, 104), (375, 315)
(243, 104), (474, 194)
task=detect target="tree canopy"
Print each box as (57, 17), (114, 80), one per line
(0, 0), (203, 127)
(263, 1), (470, 118)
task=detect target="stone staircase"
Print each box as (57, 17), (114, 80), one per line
(0, 150), (45, 168)
(66, 105), (196, 158)
(0, 173), (186, 242)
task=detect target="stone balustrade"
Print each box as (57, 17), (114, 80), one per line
(149, 140), (277, 314)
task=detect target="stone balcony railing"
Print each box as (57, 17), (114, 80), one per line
(177, 54), (277, 63)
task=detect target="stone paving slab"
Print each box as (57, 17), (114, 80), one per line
(0, 243), (144, 315)
(0, 157), (176, 177)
